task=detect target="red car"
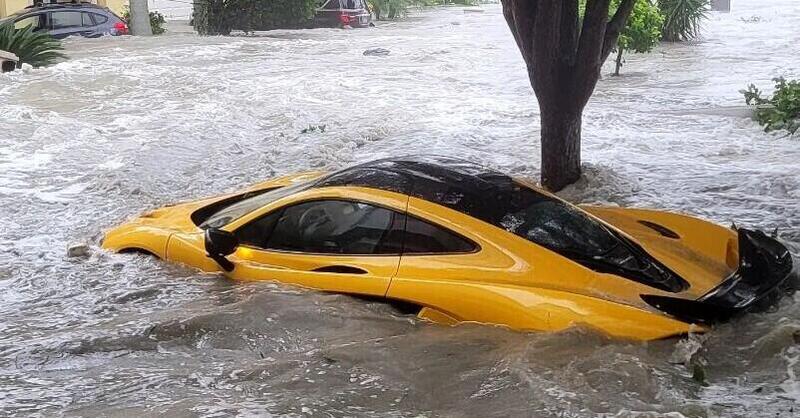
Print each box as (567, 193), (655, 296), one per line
(314, 0), (372, 28)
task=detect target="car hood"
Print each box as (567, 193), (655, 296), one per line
(580, 205), (739, 299)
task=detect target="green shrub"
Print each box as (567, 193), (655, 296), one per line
(615, 0), (663, 75)
(742, 78), (800, 135)
(0, 22), (65, 68)
(658, 0), (709, 42)
(579, 0), (664, 75)
(194, 0), (317, 35)
(368, 0), (408, 20)
(122, 9), (167, 35)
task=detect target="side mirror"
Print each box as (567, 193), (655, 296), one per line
(204, 228), (238, 272)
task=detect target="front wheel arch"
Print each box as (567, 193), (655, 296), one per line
(118, 247), (160, 259)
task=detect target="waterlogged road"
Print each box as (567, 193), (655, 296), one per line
(1, 2), (800, 417)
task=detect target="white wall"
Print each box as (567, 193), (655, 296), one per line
(149, 0), (191, 20)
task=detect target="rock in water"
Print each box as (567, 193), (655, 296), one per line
(363, 48), (390, 57)
(67, 244), (92, 258)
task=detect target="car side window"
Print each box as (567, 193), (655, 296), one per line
(50, 11), (84, 29)
(239, 200), (402, 255)
(82, 12), (95, 26)
(236, 210), (281, 249)
(403, 216), (477, 254)
(14, 14), (42, 31)
(91, 13), (108, 25)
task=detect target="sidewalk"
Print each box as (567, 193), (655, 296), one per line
(163, 19), (195, 34)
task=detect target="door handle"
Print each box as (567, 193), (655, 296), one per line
(312, 265), (368, 275)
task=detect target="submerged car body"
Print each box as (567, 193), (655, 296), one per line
(0, 3), (128, 39)
(103, 157), (799, 340)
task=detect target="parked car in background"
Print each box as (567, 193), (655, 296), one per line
(0, 2), (128, 39)
(314, 0), (372, 28)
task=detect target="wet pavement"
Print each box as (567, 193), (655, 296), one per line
(1, 1), (799, 416)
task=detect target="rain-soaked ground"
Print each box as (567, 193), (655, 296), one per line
(1, 1), (800, 417)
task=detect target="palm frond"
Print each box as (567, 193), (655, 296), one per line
(0, 22), (66, 68)
(658, 0), (709, 42)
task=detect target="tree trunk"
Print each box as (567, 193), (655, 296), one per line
(614, 47), (624, 76)
(129, 0), (153, 36)
(500, 0), (637, 191)
(540, 109), (582, 191)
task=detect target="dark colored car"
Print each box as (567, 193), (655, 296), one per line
(0, 3), (128, 39)
(314, 0), (372, 28)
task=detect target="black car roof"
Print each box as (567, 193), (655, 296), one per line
(17, 2), (108, 15)
(315, 156), (536, 223)
(315, 157), (690, 293)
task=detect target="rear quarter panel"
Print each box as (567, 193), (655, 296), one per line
(581, 205), (738, 297)
(391, 279), (696, 340)
(388, 197), (699, 340)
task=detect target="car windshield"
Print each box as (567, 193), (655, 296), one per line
(201, 181), (312, 229)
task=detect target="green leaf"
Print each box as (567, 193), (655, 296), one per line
(0, 22), (66, 68)
(743, 77), (800, 135)
(659, 0), (710, 42)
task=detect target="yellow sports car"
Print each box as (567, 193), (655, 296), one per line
(103, 157), (799, 340)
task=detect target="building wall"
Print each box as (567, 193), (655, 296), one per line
(0, 0), (130, 19)
(150, 0), (191, 20)
(711, 0), (732, 12)
(1, 0), (33, 18)
(98, 0), (129, 16)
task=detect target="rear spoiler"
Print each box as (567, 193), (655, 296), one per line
(641, 228), (798, 324)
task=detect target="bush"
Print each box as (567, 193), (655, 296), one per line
(742, 78), (800, 135)
(0, 22), (65, 68)
(368, 0), (408, 20)
(615, 0), (663, 75)
(194, 0), (317, 35)
(579, 0), (663, 76)
(122, 9), (167, 35)
(658, 0), (709, 42)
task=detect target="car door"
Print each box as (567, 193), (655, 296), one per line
(87, 11), (111, 35)
(79, 11), (102, 37)
(226, 198), (404, 297)
(386, 197), (539, 326)
(48, 10), (90, 39)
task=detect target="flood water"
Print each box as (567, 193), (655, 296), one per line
(1, 2), (800, 416)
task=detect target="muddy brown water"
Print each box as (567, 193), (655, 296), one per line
(1, 2), (799, 417)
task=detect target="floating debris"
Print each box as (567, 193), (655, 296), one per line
(363, 48), (390, 56)
(66, 243), (92, 258)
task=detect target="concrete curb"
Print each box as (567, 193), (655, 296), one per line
(1, 49), (19, 73)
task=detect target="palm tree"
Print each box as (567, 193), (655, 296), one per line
(659, 0), (709, 42)
(0, 22), (65, 68)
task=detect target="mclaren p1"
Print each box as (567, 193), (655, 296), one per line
(102, 157), (799, 340)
